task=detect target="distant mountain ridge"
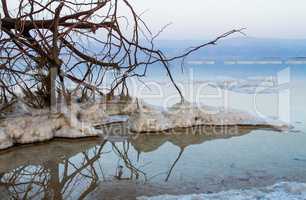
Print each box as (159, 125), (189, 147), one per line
(155, 37), (306, 60)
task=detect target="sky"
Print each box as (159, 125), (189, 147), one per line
(2, 0), (306, 40)
(129, 0), (306, 40)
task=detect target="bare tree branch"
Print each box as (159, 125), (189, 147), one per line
(0, 0), (243, 108)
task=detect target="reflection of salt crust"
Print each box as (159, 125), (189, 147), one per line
(128, 101), (288, 132)
(138, 182), (306, 200)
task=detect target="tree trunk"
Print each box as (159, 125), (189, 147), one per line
(50, 66), (58, 113)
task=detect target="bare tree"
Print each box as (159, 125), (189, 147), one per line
(0, 0), (244, 108)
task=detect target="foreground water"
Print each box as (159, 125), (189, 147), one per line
(0, 64), (305, 199)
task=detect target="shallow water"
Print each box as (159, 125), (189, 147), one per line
(0, 64), (306, 199)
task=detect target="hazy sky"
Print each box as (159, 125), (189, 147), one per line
(2, 0), (306, 40)
(130, 0), (306, 40)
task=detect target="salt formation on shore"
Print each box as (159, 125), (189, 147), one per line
(0, 101), (107, 150)
(137, 182), (306, 200)
(78, 102), (109, 126)
(128, 101), (171, 132)
(0, 128), (13, 149)
(0, 98), (289, 150)
(128, 100), (289, 132)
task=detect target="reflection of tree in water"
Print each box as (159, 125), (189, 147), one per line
(111, 141), (147, 181)
(0, 140), (106, 199)
(1, 165), (49, 199)
(0, 139), (148, 199)
(129, 125), (275, 182)
(0, 125), (276, 199)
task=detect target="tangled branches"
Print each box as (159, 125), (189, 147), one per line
(0, 0), (244, 108)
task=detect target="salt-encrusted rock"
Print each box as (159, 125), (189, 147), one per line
(128, 100), (289, 133)
(128, 100), (171, 132)
(0, 98), (289, 149)
(101, 96), (137, 115)
(5, 115), (56, 144)
(54, 125), (98, 138)
(167, 101), (268, 127)
(167, 101), (210, 128)
(0, 100), (32, 118)
(0, 102), (104, 150)
(0, 128), (13, 149)
(121, 99), (139, 115)
(79, 103), (108, 126)
(137, 182), (306, 200)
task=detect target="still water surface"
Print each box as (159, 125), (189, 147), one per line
(0, 64), (305, 199)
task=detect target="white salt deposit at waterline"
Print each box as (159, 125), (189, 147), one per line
(0, 101), (107, 150)
(0, 99), (289, 150)
(137, 182), (306, 200)
(128, 100), (289, 132)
